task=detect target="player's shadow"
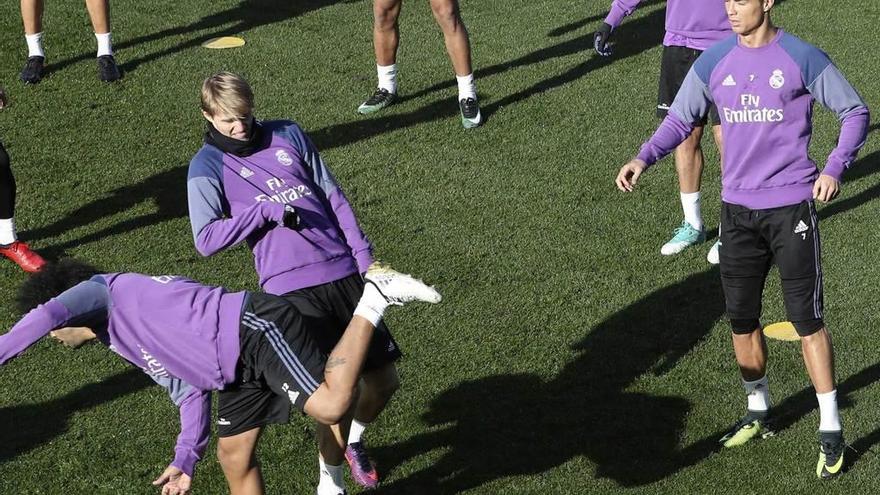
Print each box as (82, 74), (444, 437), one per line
(0, 369), (152, 463)
(373, 267), (726, 492)
(309, 5), (666, 151)
(45, 0), (351, 77)
(819, 149), (880, 221)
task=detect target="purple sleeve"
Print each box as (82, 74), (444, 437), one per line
(604, 0), (642, 29)
(0, 300), (69, 366)
(192, 197), (286, 257)
(636, 113), (695, 167)
(169, 387), (211, 477)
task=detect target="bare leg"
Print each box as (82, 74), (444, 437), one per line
(674, 125), (705, 194)
(84, 0), (110, 33)
(21, 0), (43, 34)
(217, 427), (265, 495)
(711, 124), (724, 171)
(355, 363), (400, 424)
(801, 327), (835, 393)
(373, 0), (401, 66)
(429, 0), (472, 76)
(732, 328), (768, 382)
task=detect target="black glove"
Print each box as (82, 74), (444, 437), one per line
(282, 204), (300, 230)
(594, 22), (613, 57)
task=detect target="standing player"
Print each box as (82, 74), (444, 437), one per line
(19, 0), (121, 84)
(356, 0), (482, 129)
(188, 72), (398, 491)
(615, 0), (869, 478)
(1, 260), (440, 495)
(0, 87), (46, 272)
(595, 0), (729, 262)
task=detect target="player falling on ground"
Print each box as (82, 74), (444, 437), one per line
(615, 0), (869, 479)
(19, 0), (121, 84)
(0, 260), (440, 495)
(356, 0), (482, 128)
(188, 72), (402, 491)
(0, 88), (46, 272)
(595, 0), (730, 262)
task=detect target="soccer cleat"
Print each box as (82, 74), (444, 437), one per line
(365, 263), (441, 305)
(358, 88), (396, 114)
(459, 97), (482, 129)
(707, 239), (721, 265)
(345, 442), (379, 489)
(0, 241), (46, 273)
(660, 220), (706, 255)
(20, 56), (46, 84)
(817, 431), (845, 479)
(719, 412), (774, 448)
(97, 55), (122, 82)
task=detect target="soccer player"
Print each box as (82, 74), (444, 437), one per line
(356, 0), (482, 129)
(1, 260), (440, 495)
(19, 0), (121, 84)
(595, 0), (729, 262)
(0, 87), (46, 272)
(188, 72), (399, 490)
(615, 0), (869, 478)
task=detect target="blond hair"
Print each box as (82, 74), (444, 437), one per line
(201, 72), (254, 117)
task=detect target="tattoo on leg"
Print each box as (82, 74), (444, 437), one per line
(325, 357), (347, 372)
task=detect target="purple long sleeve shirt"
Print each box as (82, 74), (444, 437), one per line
(0, 274), (246, 477)
(604, 0), (730, 50)
(637, 30), (870, 209)
(187, 120), (374, 295)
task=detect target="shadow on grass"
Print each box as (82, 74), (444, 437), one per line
(0, 369), (152, 463)
(45, 0), (352, 77)
(820, 150), (880, 221)
(374, 267), (725, 492)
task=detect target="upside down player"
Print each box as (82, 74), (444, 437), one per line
(0, 260), (440, 495)
(615, 0), (869, 478)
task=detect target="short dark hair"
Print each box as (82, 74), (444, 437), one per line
(16, 259), (101, 315)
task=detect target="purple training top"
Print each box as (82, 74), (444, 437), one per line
(637, 30), (870, 209)
(0, 274), (247, 478)
(188, 121), (373, 295)
(604, 0), (730, 51)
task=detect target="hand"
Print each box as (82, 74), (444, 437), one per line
(282, 204), (300, 229)
(615, 159), (647, 192)
(152, 465), (192, 495)
(812, 174), (840, 202)
(594, 22), (613, 57)
(0, 87), (7, 110)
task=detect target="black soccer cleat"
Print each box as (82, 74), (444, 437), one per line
(816, 431), (845, 480)
(357, 88), (396, 114)
(459, 97), (482, 129)
(97, 55), (122, 82)
(20, 56), (46, 84)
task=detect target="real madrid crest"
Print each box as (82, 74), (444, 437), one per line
(275, 149), (294, 166)
(769, 69), (785, 89)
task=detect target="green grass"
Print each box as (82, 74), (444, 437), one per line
(1, 0), (879, 493)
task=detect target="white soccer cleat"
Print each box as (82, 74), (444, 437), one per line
(707, 239), (721, 265)
(365, 263), (442, 305)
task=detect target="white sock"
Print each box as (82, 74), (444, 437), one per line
(377, 64), (397, 94)
(456, 73), (477, 101)
(317, 457), (345, 495)
(680, 192), (703, 231)
(25, 32), (45, 58)
(95, 32), (113, 57)
(348, 419), (368, 445)
(354, 283), (388, 327)
(0, 218), (16, 245)
(743, 375), (770, 412)
(817, 390), (842, 432)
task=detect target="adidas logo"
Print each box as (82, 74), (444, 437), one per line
(722, 74), (736, 86)
(217, 418), (231, 426)
(794, 220), (809, 234)
(240, 167), (254, 178)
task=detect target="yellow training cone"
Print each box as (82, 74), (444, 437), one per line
(201, 37), (246, 49)
(763, 321), (799, 341)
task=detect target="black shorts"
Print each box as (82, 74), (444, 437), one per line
(657, 45), (721, 125)
(719, 201), (825, 336)
(217, 292), (327, 437)
(282, 273), (402, 372)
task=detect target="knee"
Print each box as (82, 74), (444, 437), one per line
(372, 370), (400, 401)
(373, 4), (399, 29)
(430, 1), (460, 29)
(217, 439), (256, 474)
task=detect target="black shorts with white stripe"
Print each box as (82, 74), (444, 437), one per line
(217, 292), (327, 437)
(719, 200), (825, 337)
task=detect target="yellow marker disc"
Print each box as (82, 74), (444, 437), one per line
(201, 37), (246, 49)
(763, 321), (799, 341)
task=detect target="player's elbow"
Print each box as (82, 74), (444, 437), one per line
(305, 386), (357, 425)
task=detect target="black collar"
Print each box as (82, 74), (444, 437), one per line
(204, 119), (265, 157)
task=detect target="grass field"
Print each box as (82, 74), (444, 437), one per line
(1, 0), (879, 493)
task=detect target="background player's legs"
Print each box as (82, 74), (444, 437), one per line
(20, 0), (43, 35)
(662, 126), (707, 255)
(358, 0), (402, 114)
(0, 141), (45, 272)
(20, 0), (46, 83)
(705, 124), (725, 264)
(84, 0), (120, 81)
(428, 0), (480, 127)
(218, 427), (265, 495)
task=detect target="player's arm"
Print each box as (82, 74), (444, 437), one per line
(805, 60), (870, 201)
(616, 67), (712, 191)
(187, 171), (287, 256)
(287, 124), (374, 273)
(595, 0), (643, 56)
(149, 377), (211, 495)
